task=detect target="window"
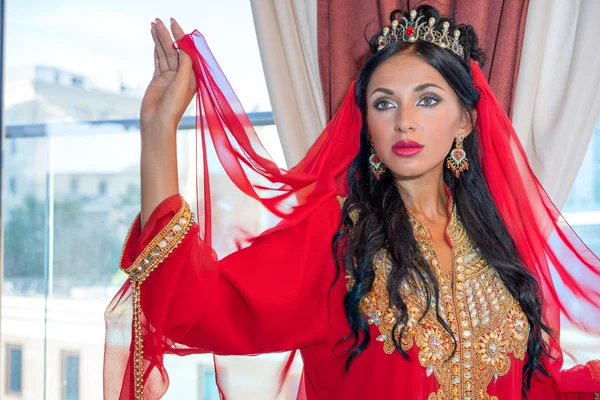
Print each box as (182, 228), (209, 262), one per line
(6, 345), (23, 396)
(2, 1), (280, 399)
(98, 180), (107, 196)
(71, 76), (84, 88)
(61, 351), (80, 400)
(9, 176), (16, 195)
(198, 367), (219, 400)
(70, 178), (79, 194)
(561, 117), (600, 366)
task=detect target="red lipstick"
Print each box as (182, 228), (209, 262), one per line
(392, 140), (424, 157)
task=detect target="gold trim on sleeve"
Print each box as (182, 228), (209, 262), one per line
(121, 197), (194, 283)
(120, 196), (194, 399)
(132, 279), (144, 399)
(590, 359), (600, 399)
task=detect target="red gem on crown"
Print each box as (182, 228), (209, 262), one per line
(406, 25), (415, 36)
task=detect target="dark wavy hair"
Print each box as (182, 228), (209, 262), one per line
(332, 4), (552, 396)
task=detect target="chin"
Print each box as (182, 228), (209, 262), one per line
(389, 169), (429, 181)
(388, 162), (442, 181)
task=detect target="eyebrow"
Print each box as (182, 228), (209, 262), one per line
(369, 83), (446, 98)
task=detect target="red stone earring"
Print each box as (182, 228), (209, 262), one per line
(369, 144), (387, 180)
(446, 134), (469, 178)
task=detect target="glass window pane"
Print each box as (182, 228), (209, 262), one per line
(2, 1), (283, 399)
(202, 370), (219, 400)
(8, 346), (23, 394)
(64, 354), (80, 400)
(560, 116), (600, 367)
(564, 119), (600, 213)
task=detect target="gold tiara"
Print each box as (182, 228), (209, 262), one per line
(377, 9), (465, 58)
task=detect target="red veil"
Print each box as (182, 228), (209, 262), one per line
(105, 30), (600, 398)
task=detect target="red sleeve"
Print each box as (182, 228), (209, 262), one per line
(121, 194), (341, 356)
(527, 359), (600, 399)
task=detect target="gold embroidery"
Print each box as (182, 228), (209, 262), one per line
(339, 195), (530, 399)
(337, 195), (360, 225)
(121, 197), (194, 282)
(132, 279), (143, 399)
(120, 196), (195, 399)
(591, 360), (600, 382)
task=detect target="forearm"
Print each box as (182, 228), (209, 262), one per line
(140, 128), (180, 227)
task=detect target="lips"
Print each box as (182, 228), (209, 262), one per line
(391, 140), (424, 157)
(392, 140), (424, 149)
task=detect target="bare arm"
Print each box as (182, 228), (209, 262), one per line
(139, 18), (196, 226)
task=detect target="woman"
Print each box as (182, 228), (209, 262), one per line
(105, 5), (600, 399)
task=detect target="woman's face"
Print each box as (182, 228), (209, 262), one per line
(366, 53), (473, 181)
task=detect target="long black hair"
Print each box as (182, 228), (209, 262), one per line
(332, 4), (552, 395)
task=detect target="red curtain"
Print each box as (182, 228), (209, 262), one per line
(317, 0), (529, 120)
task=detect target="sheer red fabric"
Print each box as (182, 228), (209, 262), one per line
(104, 30), (600, 399)
(471, 60), (600, 373)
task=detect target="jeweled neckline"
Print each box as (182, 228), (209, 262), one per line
(406, 193), (456, 283)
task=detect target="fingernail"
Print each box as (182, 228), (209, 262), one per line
(170, 17), (175, 23)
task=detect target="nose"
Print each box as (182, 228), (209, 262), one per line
(394, 103), (417, 133)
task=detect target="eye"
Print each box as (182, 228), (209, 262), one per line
(373, 99), (396, 110)
(417, 95), (442, 108)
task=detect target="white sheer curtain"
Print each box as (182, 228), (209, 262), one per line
(250, 0), (326, 167)
(511, 0), (600, 209)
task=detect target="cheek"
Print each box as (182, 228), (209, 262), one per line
(436, 135), (458, 160)
(425, 108), (462, 145)
(366, 111), (395, 144)
(426, 124), (459, 159)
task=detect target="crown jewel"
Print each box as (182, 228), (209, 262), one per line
(377, 9), (464, 57)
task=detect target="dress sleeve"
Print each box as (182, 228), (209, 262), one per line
(527, 359), (600, 399)
(108, 193), (342, 398)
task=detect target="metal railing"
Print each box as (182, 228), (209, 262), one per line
(5, 112), (275, 139)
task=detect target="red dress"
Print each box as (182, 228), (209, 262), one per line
(114, 189), (600, 400)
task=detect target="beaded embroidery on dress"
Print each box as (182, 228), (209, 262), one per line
(338, 194), (530, 400)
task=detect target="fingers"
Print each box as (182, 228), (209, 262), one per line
(170, 18), (185, 41)
(170, 18), (193, 78)
(153, 48), (160, 78)
(151, 22), (169, 74)
(154, 18), (179, 71)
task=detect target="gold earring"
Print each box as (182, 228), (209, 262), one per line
(369, 144), (387, 180)
(446, 134), (469, 178)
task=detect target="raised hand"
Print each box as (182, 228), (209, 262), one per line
(139, 18), (195, 226)
(140, 18), (196, 136)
